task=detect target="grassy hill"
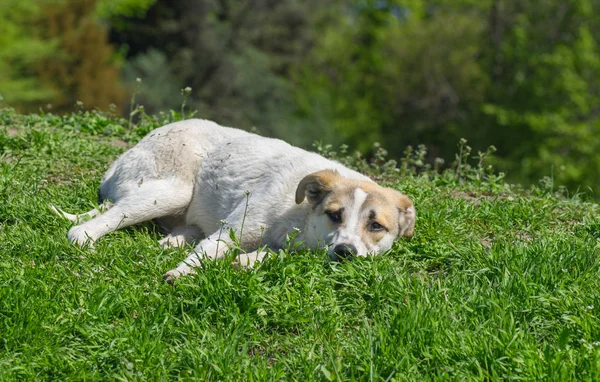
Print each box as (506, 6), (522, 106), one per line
(1, 108), (599, 380)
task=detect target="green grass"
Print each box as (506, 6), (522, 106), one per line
(1, 108), (600, 380)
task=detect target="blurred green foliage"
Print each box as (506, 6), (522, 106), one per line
(96, 0), (156, 19)
(1, 0), (599, 196)
(0, 0), (58, 104)
(0, 0), (124, 112)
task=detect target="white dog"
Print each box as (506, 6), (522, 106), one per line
(55, 119), (415, 282)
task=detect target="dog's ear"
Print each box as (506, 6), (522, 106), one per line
(390, 190), (416, 238)
(295, 170), (339, 206)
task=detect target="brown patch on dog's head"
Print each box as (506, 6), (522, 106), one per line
(295, 169), (341, 206)
(380, 187), (415, 238)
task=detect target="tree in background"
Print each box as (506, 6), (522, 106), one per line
(292, 0), (600, 194)
(39, 0), (125, 112)
(480, 0), (600, 193)
(0, 1), (58, 107)
(0, 0), (124, 112)
(291, 0), (490, 153)
(108, 0), (341, 144)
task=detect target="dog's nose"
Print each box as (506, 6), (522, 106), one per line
(334, 243), (357, 260)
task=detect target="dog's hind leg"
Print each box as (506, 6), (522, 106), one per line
(67, 180), (192, 246)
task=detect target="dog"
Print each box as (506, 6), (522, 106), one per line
(54, 119), (415, 282)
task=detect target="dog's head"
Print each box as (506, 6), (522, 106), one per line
(295, 169), (415, 260)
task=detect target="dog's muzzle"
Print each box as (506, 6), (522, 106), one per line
(333, 243), (357, 261)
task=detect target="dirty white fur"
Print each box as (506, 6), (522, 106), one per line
(56, 119), (414, 282)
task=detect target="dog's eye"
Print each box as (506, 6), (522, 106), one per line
(369, 222), (386, 232)
(325, 210), (342, 223)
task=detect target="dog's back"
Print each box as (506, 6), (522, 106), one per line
(99, 119), (251, 202)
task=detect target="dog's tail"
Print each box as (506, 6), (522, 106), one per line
(50, 201), (113, 224)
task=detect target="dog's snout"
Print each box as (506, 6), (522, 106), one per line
(334, 243), (357, 260)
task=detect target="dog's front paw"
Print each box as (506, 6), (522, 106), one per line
(67, 226), (95, 248)
(163, 267), (196, 285)
(232, 254), (259, 270)
(232, 250), (268, 270)
(162, 270), (179, 285)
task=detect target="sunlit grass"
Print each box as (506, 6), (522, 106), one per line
(1, 108), (600, 380)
